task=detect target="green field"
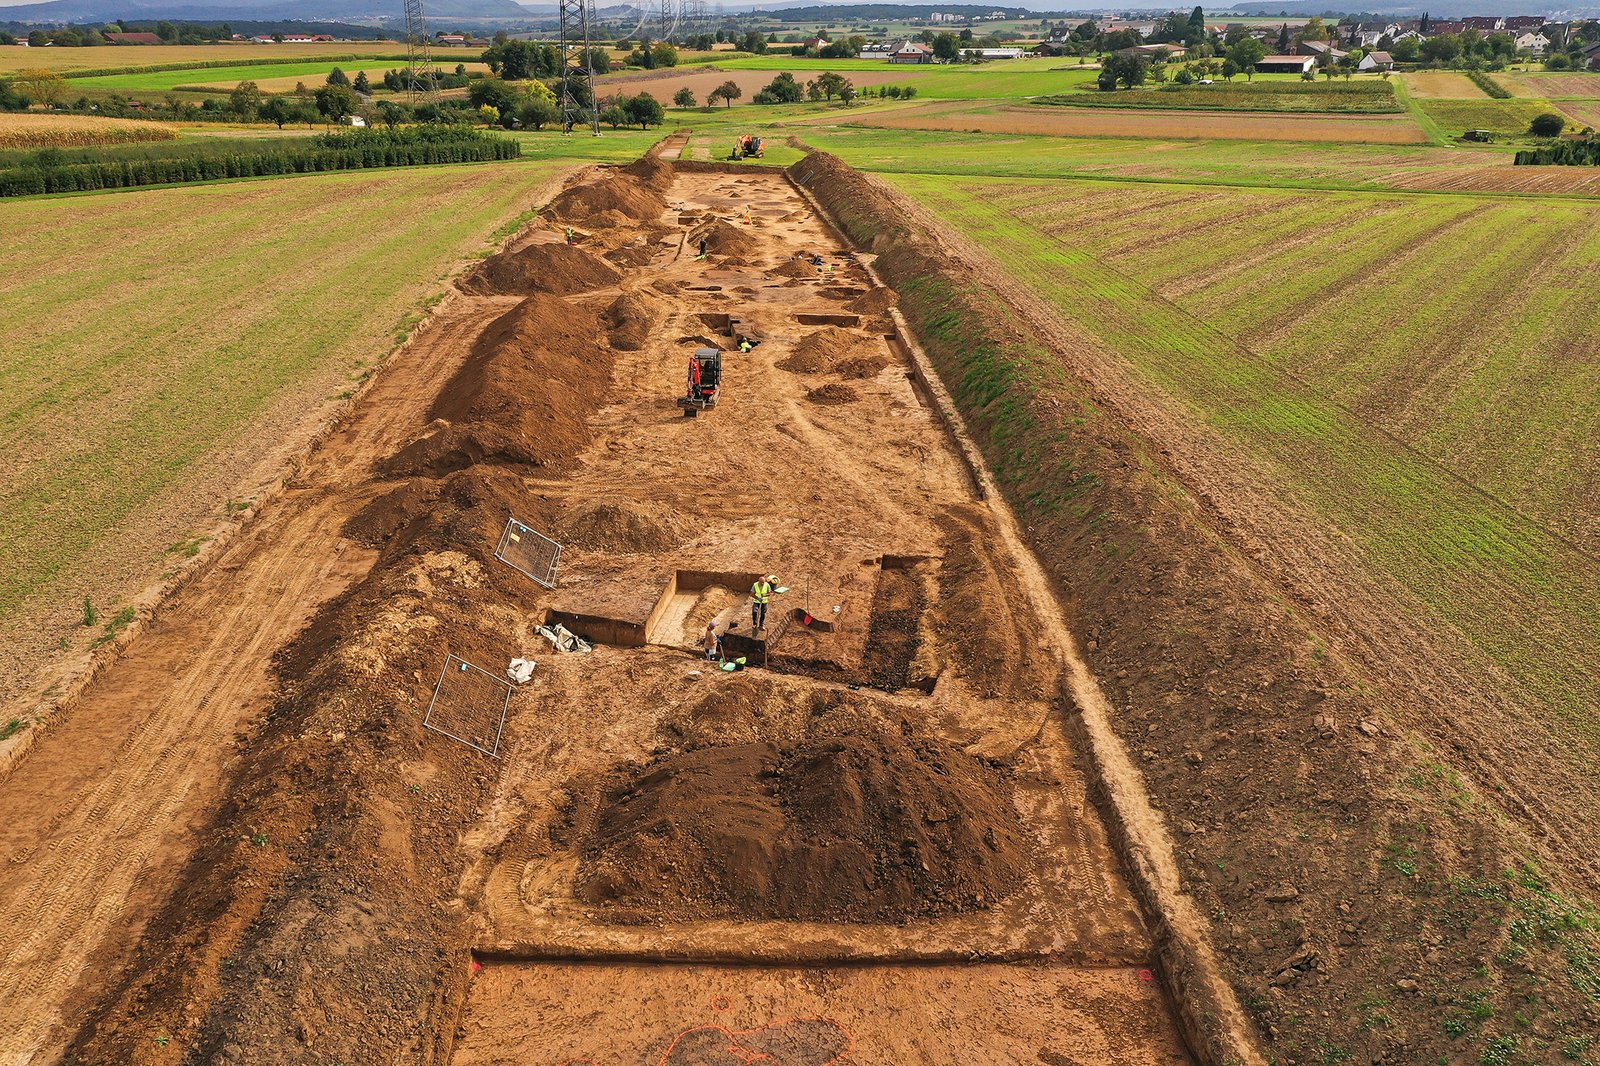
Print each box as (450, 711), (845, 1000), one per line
(1038, 78), (1404, 113)
(793, 124), (1526, 192)
(887, 171), (1600, 724)
(67, 59), (425, 92)
(1412, 95), (1560, 137)
(0, 158), (567, 618)
(717, 54), (1101, 99)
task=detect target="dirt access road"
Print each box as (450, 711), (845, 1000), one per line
(6, 160), (1204, 1065)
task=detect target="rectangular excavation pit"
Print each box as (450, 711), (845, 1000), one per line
(545, 567), (760, 651)
(823, 285), (867, 299)
(643, 569), (762, 649)
(796, 313), (860, 328)
(542, 608), (648, 648)
(451, 960), (1193, 1066)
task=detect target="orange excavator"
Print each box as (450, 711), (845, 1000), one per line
(731, 134), (764, 160)
(678, 347), (722, 417)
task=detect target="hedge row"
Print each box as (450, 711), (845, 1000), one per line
(1514, 139), (1600, 165)
(1466, 70), (1512, 98)
(0, 127), (518, 195)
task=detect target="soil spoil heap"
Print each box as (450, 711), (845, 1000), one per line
(847, 288), (898, 316)
(573, 712), (1027, 923)
(547, 167), (667, 224)
(556, 497), (691, 555)
(689, 216), (762, 259)
(602, 291), (663, 351)
(835, 355), (889, 379)
(772, 258), (817, 280)
(805, 382), (858, 406)
(777, 326), (873, 375)
(457, 240), (620, 297)
(384, 292), (613, 476)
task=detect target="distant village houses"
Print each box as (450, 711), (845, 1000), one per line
(250, 33), (335, 43)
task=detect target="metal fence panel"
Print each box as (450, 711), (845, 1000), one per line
(423, 654), (512, 757)
(495, 516), (561, 589)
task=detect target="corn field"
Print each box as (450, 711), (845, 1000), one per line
(0, 113), (179, 150)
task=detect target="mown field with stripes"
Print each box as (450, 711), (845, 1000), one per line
(889, 173), (1600, 726)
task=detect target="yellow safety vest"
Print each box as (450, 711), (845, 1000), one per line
(752, 581), (770, 604)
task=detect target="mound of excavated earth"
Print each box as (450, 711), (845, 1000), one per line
(777, 326), (876, 375)
(556, 496), (691, 555)
(382, 292), (613, 477)
(602, 291), (663, 351)
(547, 169), (667, 224)
(847, 288), (898, 316)
(805, 382), (858, 405)
(573, 712), (1028, 923)
(457, 240), (621, 297)
(689, 216), (762, 259)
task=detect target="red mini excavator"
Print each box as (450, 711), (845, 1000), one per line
(678, 347), (723, 417)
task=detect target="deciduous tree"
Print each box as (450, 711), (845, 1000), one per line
(227, 79), (261, 118)
(315, 83), (359, 124)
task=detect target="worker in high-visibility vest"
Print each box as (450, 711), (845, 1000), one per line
(751, 575), (775, 632)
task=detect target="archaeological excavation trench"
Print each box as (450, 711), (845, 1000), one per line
(7, 157), (1206, 1066)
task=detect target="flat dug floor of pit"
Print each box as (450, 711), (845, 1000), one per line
(456, 961), (1188, 1066)
(453, 167), (1192, 1063)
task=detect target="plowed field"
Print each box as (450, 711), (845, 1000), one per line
(889, 174), (1600, 725)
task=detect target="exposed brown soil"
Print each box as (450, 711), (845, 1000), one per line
(777, 326), (874, 374)
(555, 496), (691, 554)
(847, 287), (898, 316)
(859, 566), (926, 691)
(17, 162), (1195, 1066)
(689, 216), (762, 258)
(382, 292), (613, 477)
(792, 150), (1600, 1066)
(602, 290), (663, 351)
(456, 239), (621, 297)
(771, 258), (818, 279)
(836, 354), (889, 379)
(546, 167), (669, 224)
(571, 706), (1027, 924)
(804, 381), (858, 405)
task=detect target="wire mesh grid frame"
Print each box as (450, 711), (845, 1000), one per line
(495, 516), (561, 589)
(423, 654), (513, 758)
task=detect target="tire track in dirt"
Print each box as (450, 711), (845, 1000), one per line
(0, 289), (547, 1066)
(0, 502), (369, 1064)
